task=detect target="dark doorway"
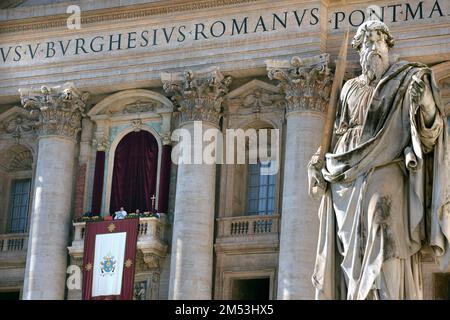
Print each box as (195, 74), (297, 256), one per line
(231, 278), (270, 300)
(110, 131), (159, 214)
(0, 291), (20, 300)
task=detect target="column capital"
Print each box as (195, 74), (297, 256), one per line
(161, 133), (172, 146)
(267, 53), (333, 115)
(19, 82), (89, 140)
(161, 68), (232, 127)
(92, 137), (110, 152)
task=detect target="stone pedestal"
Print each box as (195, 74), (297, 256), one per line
(19, 83), (88, 300)
(162, 69), (231, 299)
(267, 54), (332, 299)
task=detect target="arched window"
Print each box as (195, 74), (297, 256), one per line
(109, 131), (159, 214)
(0, 145), (33, 233)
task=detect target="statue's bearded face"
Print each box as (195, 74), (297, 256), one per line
(359, 30), (390, 84)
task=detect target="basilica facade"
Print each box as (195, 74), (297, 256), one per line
(0, 0), (449, 300)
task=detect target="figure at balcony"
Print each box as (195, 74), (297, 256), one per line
(114, 207), (127, 220)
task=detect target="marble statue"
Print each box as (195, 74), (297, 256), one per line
(308, 20), (449, 300)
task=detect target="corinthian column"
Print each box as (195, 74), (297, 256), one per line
(162, 69), (231, 299)
(19, 83), (89, 300)
(267, 54), (332, 299)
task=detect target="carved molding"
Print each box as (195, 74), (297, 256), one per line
(138, 240), (168, 271)
(92, 137), (109, 152)
(242, 88), (281, 113)
(150, 271), (160, 300)
(131, 119), (144, 132)
(1, 113), (36, 143)
(19, 83), (89, 140)
(0, 144), (33, 172)
(0, 0), (258, 34)
(160, 133), (172, 146)
(92, 126), (110, 151)
(228, 88), (285, 115)
(119, 100), (159, 114)
(162, 68), (232, 126)
(8, 149), (33, 171)
(267, 54), (333, 114)
(143, 253), (161, 270)
(88, 89), (173, 118)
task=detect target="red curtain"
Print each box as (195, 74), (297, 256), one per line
(157, 145), (172, 213)
(110, 131), (158, 214)
(82, 219), (139, 300)
(91, 151), (105, 216)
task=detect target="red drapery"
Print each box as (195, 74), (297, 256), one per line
(91, 151), (105, 216)
(157, 145), (172, 213)
(110, 131), (158, 214)
(82, 219), (139, 300)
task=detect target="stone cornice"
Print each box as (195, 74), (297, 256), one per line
(267, 53), (333, 114)
(0, 0), (258, 34)
(19, 83), (89, 140)
(162, 68), (232, 126)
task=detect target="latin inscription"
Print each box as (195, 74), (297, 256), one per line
(0, 0), (446, 65)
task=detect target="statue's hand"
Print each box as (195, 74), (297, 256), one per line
(410, 75), (436, 125)
(307, 149), (327, 199)
(410, 75), (434, 108)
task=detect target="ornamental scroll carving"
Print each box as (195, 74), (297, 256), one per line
(19, 83), (89, 139)
(1, 113), (36, 143)
(267, 54), (333, 114)
(161, 68), (232, 126)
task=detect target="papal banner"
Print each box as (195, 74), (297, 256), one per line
(82, 219), (139, 300)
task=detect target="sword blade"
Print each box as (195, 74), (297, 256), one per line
(320, 29), (350, 157)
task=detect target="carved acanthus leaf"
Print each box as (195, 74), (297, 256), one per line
(162, 68), (232, 126)
(267, 54), (333, 114)
(92, 137), (110, 151)
(18, 83), (89, 139)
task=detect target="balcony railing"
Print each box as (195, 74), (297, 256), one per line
(0, 233), (28, 253)
(217, 214), (280, 237)
(71, 216), (167, 244)
(68, 215), (169, 270)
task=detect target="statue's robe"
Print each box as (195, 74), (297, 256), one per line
(312, 61), (449, 300)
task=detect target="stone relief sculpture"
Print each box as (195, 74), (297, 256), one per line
(3, 114), (35, 143)
(308, 21), (449, 300)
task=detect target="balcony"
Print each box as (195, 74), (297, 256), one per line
(0, 233), (28, 266)
(68, 215), (169, 270)
(215, 214), (280, 253)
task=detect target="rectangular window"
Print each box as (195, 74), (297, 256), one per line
(247, 162), (276, 215)
(8, 179), (31, 233)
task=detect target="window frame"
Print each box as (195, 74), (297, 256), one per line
(7, 178), (32, 234)
(245, 161), (277, 216)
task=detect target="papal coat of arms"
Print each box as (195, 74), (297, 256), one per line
(100, 252), (116, 275)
